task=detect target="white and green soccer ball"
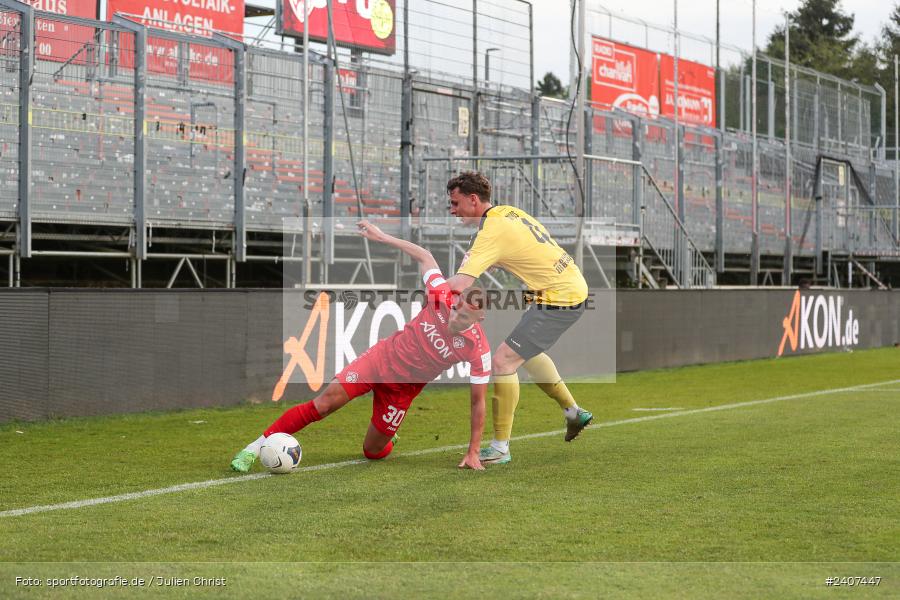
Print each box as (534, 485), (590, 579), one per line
(259, 433), (302, 474)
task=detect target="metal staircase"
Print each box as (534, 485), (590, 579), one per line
(638, 166), (716, 289)
(816, 156), (899, 259)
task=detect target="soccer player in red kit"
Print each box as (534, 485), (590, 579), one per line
(230, 221), (492, 472)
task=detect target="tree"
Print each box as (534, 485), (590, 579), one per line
(762, 0), (893, 152)
(536, 72), (567, 99)
(879, 3), (900, 64)
(764, 0), (859, 80)
(851, 42), (880, 86)
(877, 3), (900, 155)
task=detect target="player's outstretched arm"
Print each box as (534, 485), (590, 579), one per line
(458, 383), (487, 470)
(446, 273), (476, 294)
(357, 220), (439, 276)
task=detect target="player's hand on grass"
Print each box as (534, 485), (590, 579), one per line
(357, 220), (386, 242)
(458, 450), (484, 471)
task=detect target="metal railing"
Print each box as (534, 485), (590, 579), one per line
(827, 206), (900, 256)
(0, 0), (895, 289)
(418, 153), (637, 233)
(640, 167), (717, 288)
(818, 157), (899, 259)
(420, 152), (716, 288)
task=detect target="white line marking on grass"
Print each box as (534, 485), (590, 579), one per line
(2, 378), (898, 519)
(0, 473), (269, 518)
(853, 382), (900, 390)
(632, 407), (684, 412)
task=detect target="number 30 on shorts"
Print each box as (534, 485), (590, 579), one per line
(382, 405), (406, 427)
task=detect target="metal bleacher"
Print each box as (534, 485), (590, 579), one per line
(31, 75), (135, 224)
(0, 5), (896, 289)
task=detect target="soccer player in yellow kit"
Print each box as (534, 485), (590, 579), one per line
(444, 171), (593, 465)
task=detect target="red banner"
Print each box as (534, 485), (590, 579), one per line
(590, 36), (717, 129)
(0, 0), (99, 64)
(107, 0), (243, 84)
(590, 36), (660, 119)
(660, 54), (716, 127)
(279, 0), (396, 56)
(107, 0), (243, 36)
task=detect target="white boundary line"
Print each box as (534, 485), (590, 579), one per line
(2, 378), (898, 519)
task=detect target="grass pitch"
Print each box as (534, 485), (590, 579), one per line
(1, 348), (899, 599)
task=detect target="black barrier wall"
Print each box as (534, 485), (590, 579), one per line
(1, 289), (898, 422)
(615, 290), (899, 370)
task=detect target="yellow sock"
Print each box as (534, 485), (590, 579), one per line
(524, 353), (576, 411)
(491, 373), (520, 442)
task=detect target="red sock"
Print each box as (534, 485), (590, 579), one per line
(363, 440), (394, 460)
(264, 401), (322, 437)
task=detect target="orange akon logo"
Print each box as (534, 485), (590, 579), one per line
(777, 291), (802, 356)
(272, 292), (330, 401)
(777, 291), (859, 357)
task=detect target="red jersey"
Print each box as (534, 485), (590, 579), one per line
(376, 269), (491, 384)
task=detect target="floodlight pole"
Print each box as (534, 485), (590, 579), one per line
(527, 1), (539, 218)
(716, 0), (722, 131)
(471, 0), (479, 158)
(894, 54), (899, 242)
(750, 0), (759, 286)
(525, 0), (534, 94)
(673, 0), (680, 220)
(574, 0), (586, 269)
(400, 0), (412, 243)
(323, 0), (335, 279)
(4, 0), (34, 259)
(213, 32), (247, 265)
(874, 84), (886, 163)
(303, 0), (311, 284)
(569, 0), (576, 101)
(783, 16), (792, 285)
(673, 0), (688, 285)
(112, 15), (147, 268)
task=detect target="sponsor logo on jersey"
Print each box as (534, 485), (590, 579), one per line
(481, 351), (492, 373)
(419, 321), (453, 359)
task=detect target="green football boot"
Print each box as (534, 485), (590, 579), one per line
(230, 449), (257, 473)
(565, 408), (593, 442)
(478, 446), (511, 465)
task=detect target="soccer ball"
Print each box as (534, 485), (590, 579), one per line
(259, 433), (302, 474)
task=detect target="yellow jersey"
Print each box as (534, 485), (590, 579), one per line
(457, 205), (588, 307)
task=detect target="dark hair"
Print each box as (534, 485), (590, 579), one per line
(446, 171), (491, 204)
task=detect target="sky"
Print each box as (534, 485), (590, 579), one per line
(96, 0), (897, 91)
(532, 0), (897, 86)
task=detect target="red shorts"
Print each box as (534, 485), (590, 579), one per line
(336, 347), (427, 436)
